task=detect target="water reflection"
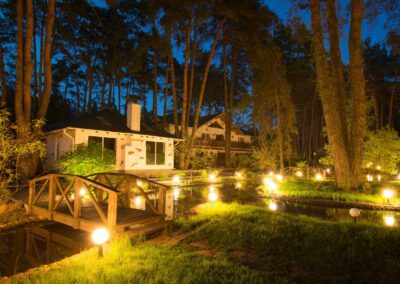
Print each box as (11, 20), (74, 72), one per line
(0, 223), (89, 277)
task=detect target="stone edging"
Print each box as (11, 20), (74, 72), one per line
(0, 215), (43, 233)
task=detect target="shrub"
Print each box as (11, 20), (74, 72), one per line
(57, 143), (115, 176)
(190, 150), (217, 170)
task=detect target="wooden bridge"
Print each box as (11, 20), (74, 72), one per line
(27, 172), (171, 235)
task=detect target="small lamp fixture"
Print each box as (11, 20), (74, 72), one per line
(208, 191), (218, 202)
(92, 228), (110, 257)
(136, 180), (143, 187)
(383, 189), (394, 203)
(173, 187), (180, 200)
(326, 168), (331, 174)
(235, 172), (243, 179)
(295, 171), (303, 177)
(236, 182), (242, 189)
(315, 173), (323, 181)
(275, 174), (283, 182)
(349, 208), (361, 223)
(384, 215), (395, 227)
(268, 201), (277, 211)
(79, 187), (87, 197)
(134, 195), (142, 207)
(172, 175), (180, 185)
(209, 173), (216, 182)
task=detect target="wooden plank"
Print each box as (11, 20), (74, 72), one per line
(48, 176), (55, 220)
(86, 186), (107, 224)
(157, 187), (167, 215)
(27, 181), (35, 214)
(32, 178), (49, 205)
(73, 178), (82, 229)
(54, 177), (74, 215)
(53, 179), (74, 210)
(136, 184), (158, 214)
(107, 192), (118, 230)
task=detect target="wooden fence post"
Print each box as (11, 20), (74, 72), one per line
(27, 181), (34, 214)
(73, 178), (82, 229)
(107, 192), (117, 233)
(48, 175), (55, 220)
(157, 187), (166, 215)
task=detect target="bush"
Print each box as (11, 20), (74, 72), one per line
(57, 143), (115, 176)
(189, 150), (217, 170)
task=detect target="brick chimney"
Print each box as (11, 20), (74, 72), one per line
(126, 96), (141, 132)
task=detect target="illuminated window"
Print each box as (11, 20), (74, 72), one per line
(146, 141), (165, 165)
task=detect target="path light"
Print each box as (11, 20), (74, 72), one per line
(136, 180), (143, 187)
(367, 174), (373, 182)
(134, 195), (142, 207)
(263, 177), (272, 186)
(326, 168), (331, 174)
(209, 185), (215, 193)
(235, 172), (242, 179)
(173, 187), (180, 200)
(276, 174), (283, 182)
(208, 191), (218, 202)
(92, 228), (109, 257)
(315, 173), (323, 181)
(295, 171), (303, 177)
(367, 162), (372, 168)
(376, 165), (382, 170)
(209, 173), (216, 182)
(172, 175), (180, 185)
(268, 202), (277, 211)
(377, 175), (382, 182)
(384, 215), (396, 227)
(268, 171), (274, 177)
(236, 182), (242, 189)
(79, 187), (87, 197)
(383, 189), (394, 203)
(349, 208), (361, 223)
(268, 181), (278, 192)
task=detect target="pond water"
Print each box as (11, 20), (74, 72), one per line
(2, 181), (399, 277)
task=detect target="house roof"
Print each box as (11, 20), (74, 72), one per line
(45, 111), (178, 139)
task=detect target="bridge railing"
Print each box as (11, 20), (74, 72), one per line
(28, 174), (120, 230)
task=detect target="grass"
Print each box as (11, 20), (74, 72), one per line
(266, 178), (400, 205)
(175, 202), (400, 283)
(9, 236), (289, 283)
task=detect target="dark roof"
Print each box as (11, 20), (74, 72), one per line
(161, 113), (222, 127)
(45, 111), (178, 139)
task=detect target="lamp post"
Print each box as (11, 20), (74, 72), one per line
(383, 189), (394, 204)
(349, 208), (361, 223)
(92, 227), (110, 258)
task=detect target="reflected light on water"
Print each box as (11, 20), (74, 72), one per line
(384, 215), (396, 226)
(268, 202), (278, 211)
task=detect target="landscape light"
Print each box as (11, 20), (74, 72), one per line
(349, 208), (361, 222)
(367, 162), (372, 168)
(326, 168), (331, 174)
(268, 181), (278, 192)
(295, 171), (303, 177)
(79, 187), (87, 197)
(236, 182), (242, 189)
(172, 175), (180, 185)
(383, 189), (394, 203)
(268, 202), (277, 211)
(315, 173), (323, 181)
(235, 172), (242, 179)
(209, 185), (215, 193)
(173, 187), (180, 200)
(92, 228), (109, 257)
(367, 174), (373, 181)
(384, 215), (395, 227)
(268, 171), (274, 176)
(397, 173), (400, 180)
(208, 191), (218, 202)
(276, 174), (283, 182)
(135, 196), (142, 207)
(263, 177), (272, 186)
(136, 180), (143, 187)
(209, 173), (216, 182)
(377, 175), (382, 182)
(376, 165), (381, 170)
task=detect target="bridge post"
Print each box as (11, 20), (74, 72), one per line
(107, 192), (117, 233)
(157, 187), (166, 215)
(27, 181), (34, 214)
(73, 178), (82, 229)
(48, 175), (55, 220)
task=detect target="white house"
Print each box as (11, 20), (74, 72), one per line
(164, 113), (253, 164)
(44, 101), (179, 171)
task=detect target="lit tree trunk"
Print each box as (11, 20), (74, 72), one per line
(163, 58), (169, 129)
(23, 0), (34, 124)
(152, 52), (158, 121)
(348, 0), (366, 188)
(187, 20), (197, 124)
(388, 87), (395, 129)
(274, 76), (284, 175)
(185, 19), (225, 168)
(0, 48), (7, 107)
(223, 40), (230, 166)
(180, 21), (191, 154)
(168, 29), (179, 136)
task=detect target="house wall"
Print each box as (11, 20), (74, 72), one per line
(45, 128), (175, 171)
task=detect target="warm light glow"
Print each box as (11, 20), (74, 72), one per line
(326, 168), (331, 174)
(235, 172), (242, 179)
(383, 189), (394, 199)
(268, 202), (277, 211)
(137, 180), (143, 187)
(209, 173), (216, 182)
(172, 175), (180, 185)
(315, 173), (323, 180)
(276, 174), (283, 181)
(263, 177), (271, 186)
(376, 165), (381, 170)
(79, 188), (86, 197)
(397, 173), (400, 180)
(377, 175), (382, 182)
(208, 192), (218, 202)
(295, 171), (303, 177)
(367, 162), (372, 168)
(209, 185), (215, 193)
(268, 171), (274, 176)
(236, 182), (242, 189)
(384, 215), (396, 226)
(367, 174), (373, 181)
(349, 208), (361, 218)
(92, 228), (109, 245)
(173, 187), (180, 200)
(134, 196), (142, 207)
(268, 181), (278, 192)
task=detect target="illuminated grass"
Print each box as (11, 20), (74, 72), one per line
(176, 203), (400, 283)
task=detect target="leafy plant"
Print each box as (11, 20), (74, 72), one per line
(189, 150), (217, 170)
(57, 143), (115, 176)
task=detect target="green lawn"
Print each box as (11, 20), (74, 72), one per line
(8, 202), (400, 283)
(265, 178), (400, 205)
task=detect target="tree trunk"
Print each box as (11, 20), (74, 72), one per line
(388, 87), (395, 129)
(36, 0), (55, 126)
(180, 21), (191, 142)
(152, 52), (158, 122)
(0, 48), (7, 107)
(163, 57), (169, 129)
(187, 20), (197, 124)
(23, 0), (34, 124)
(274, 77), (284, 175)
(223, 40), (230, 166)
(348, 0), (366, 189)
(168, 29), (179, 136)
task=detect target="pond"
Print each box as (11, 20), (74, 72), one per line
(2, 181), (399, 277)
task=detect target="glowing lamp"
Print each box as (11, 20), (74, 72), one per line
(92, 227), (109, 257)
(367, 174), (373, 182)
(384, 215), (395, 227)
(172, 175), (180, 185)
(136, 180), (143, 187)
(315, 173), (323, 181)
(236, 182), (242, 189)
(208, 192), (218, 202)
(268, 181), (278, 192)
(268, 202), (277, 211)
(235, 172), (242, 179)
(377, 175), (382, 182)
(326, 168), (331, 174)
(376, 165), (381, 170)
(209, 185), (215, 193)
(134, 196), (142, 207)
(268, 171), (274, 177)
(349, 208), (360, 222)
(173, 187), (180, 200)
(383, 189), (394, 203)
(79, 188), (87, 197)
(263, 177), (272, 186)
(209, 173), (216, 182)
(276, 174), (283, 182)
(367, 162), (372, 168)
(397, 173), (400, 180)
(295, 171), (303, 177)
